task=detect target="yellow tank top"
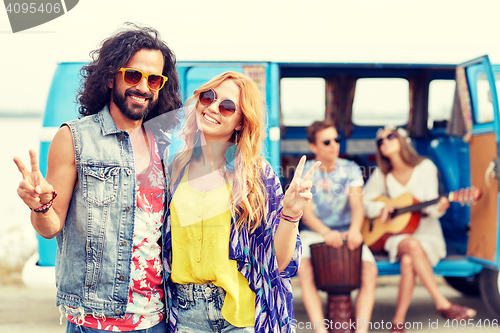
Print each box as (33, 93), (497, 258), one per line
(170, 168), (255, 327)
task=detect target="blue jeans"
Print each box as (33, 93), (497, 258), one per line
(66, 318), (167, 332)
(175, 283), (254, 333)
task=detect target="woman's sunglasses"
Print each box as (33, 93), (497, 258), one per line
(199, 89), (238, 117)
(376, 132), (397, 147)
(118, 68), (168, 91)
(323, 137), (341, 145)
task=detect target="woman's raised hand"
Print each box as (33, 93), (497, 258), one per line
(283, 156), (321, 216)
(14, 149), (54, 210)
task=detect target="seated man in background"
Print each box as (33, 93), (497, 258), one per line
(298, 119), (378, 333)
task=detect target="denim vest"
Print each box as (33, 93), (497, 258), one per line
(56, 107), (170, 318)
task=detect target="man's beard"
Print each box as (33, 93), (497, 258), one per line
(112, 87), (159, 121)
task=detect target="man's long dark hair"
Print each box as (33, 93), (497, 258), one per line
(77, 23), (182, 125)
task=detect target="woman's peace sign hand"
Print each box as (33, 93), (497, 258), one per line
(282, 156), (321, 216)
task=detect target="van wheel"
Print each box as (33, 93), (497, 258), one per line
(479, 268), (500, 317)
(444, 276), (480, 297)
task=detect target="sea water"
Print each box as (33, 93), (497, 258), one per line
(0, 115), (43, 267)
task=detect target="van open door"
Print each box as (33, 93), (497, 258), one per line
(176, 62), (280, 171)
(458, 55), (500, 316)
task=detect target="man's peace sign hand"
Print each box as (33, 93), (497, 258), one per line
(14, 149), (54, 210)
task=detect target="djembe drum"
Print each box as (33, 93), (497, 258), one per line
(310, 241), (362, 333)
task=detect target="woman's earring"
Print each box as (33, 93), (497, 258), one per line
(193, 130), (201, 161)
(225, 131), (239, 172)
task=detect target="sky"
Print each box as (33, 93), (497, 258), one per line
(1, 0), (500, 114)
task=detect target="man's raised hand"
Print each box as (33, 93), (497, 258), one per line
(14, 149), (54, 210)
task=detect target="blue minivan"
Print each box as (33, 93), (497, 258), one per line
(26, 55), (500, 318)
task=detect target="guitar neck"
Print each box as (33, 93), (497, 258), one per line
(392, 197), (441, 217)
(388, 187), (480, 218)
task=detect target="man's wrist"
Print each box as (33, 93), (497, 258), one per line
(321, 229), (331, 237)
(348, 227), (361, 234)
(32, 191), (57, 214)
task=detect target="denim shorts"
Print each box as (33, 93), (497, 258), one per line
(66, 317), (166, 332)
(175, 283), (254, 333)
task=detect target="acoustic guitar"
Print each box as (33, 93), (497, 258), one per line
(361, 187), (482, 253)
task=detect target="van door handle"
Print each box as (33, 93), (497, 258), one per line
(485, 158), (499, 187)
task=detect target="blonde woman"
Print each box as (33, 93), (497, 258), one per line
(363, 128), (476, 333)
(162, 72), (320, 333)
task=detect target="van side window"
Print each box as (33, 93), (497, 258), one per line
(280, 78), (326, 126)
(475, 72), (498, 123)
(352, 78), (409, 126)
(428, 79), (455, 129)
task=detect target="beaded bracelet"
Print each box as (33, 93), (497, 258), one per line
(279, 210), (303, 223)
(32, 191), (57, 214)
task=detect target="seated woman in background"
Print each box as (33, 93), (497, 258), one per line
(363, 127), (476, 333)
(163, 71), (320, 333)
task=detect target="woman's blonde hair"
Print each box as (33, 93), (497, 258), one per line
(376, 129), (425, 175)
(170, 71), (267, 232)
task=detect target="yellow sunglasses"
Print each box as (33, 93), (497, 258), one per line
(118, 68), (168, 91)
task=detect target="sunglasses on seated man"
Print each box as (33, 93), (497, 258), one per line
(322, 137), (341, 146)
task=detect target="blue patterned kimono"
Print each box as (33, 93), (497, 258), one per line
(162, 161), (300, 333)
